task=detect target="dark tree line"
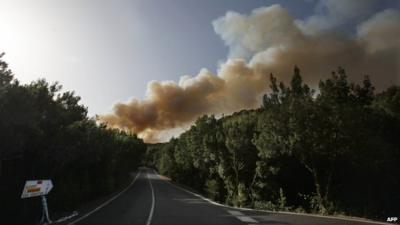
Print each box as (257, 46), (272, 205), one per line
(146, 66), (400, 220)
(0, 54), (146, 224)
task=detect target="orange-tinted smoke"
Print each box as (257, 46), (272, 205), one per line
(100, 3), (400, 142)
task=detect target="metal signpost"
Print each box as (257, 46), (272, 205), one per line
(21, 180), (53, 225)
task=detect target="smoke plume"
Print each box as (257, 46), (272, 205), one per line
(100, 2), (400, 143)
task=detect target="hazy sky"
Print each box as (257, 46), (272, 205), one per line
(0, 0), (398, 116)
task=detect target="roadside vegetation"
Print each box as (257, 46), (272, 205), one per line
(145, 66), (400, 220)
(1, 50), (399, 223)
(0, 54), (146, 224)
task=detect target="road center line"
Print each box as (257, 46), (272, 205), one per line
(68, 170), (141, 225)
(145, 171), (156, 225)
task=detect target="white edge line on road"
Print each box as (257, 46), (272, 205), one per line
(67, 170), (142, 225)
(158, 172), (392, 225)
(145, 171), (156, 225)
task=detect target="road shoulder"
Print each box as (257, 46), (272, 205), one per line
(156, 171), (392, 225)
(54, 171), (141, 225)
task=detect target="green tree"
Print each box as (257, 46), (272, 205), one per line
(221, 110), (259, 206)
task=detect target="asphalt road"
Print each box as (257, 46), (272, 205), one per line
(68, 168), (388, 225)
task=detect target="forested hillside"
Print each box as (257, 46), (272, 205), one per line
(1, 49), (399, 223)
(0, 54), (146, 224)
(146, 66), (400, 220)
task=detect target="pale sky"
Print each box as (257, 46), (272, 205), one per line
(0, 0), (398, 116)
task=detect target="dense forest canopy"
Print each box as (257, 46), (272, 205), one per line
(145, 66), (400, 220)
(1, 51), (399, 223)
(0, 54), (146, 224)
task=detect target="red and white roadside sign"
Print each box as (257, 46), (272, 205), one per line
(21, 180), (53, 199)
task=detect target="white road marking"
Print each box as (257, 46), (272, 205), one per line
(237, 216), (258, 223)
(227, 210), (258, 223)
(163, 176), (261, 224)
(54, 211), (78, 223)
(166, 179), (225, 207)
(227, 210), (244, 216)
(67, 170), (141, 225)
(145, 171), (156, 225)
(161, 175), (391, 225)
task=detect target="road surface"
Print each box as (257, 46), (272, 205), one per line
(67, 168), (388, 225)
